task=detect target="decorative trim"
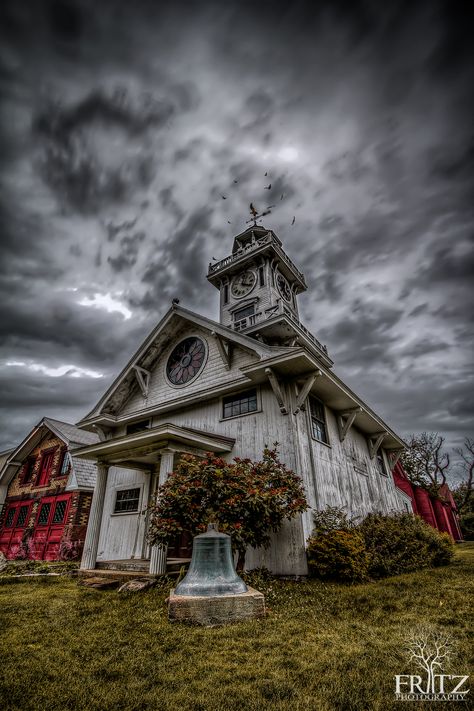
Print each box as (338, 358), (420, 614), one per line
(265, 367), (287, 414)
(388, 449), (404, 470)
(133, 366), (151, 397)
(294, 371), (322, 414)
(164, 334), (209, 389)
(337, 407), (362, 442)
(211, 332), (232, 370)
(368, 432), (387, 459)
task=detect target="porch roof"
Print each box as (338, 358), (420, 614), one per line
(71, 423), (236, 466)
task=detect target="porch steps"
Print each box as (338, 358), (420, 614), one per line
(96, 560), (150, 573)
(78, 557), (191, 584)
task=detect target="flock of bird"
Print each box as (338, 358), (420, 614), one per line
(220, 171), (296, 227)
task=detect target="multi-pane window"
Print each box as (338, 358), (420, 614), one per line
(376, 451), (387, 476)
(223, 389), (258, 419)
(59, 451), (71, 476)
(5, 508), (15, 527)
(309, 396), (329, 444)
(53, 500), (67, 524)
(16, 506), (29, 527)
(38, 503), (51, 525)
(114, 488), (141, 514)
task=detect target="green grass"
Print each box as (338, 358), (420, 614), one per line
(1, 545), (473, 711)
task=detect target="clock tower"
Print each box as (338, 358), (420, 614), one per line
(207, 225), (332, 366)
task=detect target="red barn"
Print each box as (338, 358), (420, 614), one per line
(0, 418), (98, 560)
(392, 461), (462, 541)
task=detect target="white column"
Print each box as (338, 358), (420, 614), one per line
(149, 450), (175, 575)
(80, 462), (108, 570)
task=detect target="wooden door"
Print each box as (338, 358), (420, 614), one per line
(32, 495), (71, 560)
(0, 501), (32, 558)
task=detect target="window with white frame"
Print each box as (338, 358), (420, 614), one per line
(114, 488), (141, 513)
(223, 389), (258, 419)
(309, 396), (329, 444)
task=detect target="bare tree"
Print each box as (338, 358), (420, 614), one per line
(401, 432), (450, 493)
(406, 629), (454, 693)
(453, 438), (474, 513)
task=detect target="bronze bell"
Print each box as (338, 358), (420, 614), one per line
(174, 523), (248, 597)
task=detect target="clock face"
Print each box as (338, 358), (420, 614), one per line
(166, 337), (207, 386)
(276, 272), (292, 302)
(231, 270), (257, 298)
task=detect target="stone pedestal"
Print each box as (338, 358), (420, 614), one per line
(168, 586), (265, 626)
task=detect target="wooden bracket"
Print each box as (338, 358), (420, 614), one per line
(337, 407), (362, 442)
(388, 449), (404, 470)
(294, 370), (322, 414)
(211, 332), (232, 369)
(368, 432), (386, 459)
(265, 367), (287, 414)
(133, 365), (151, 398)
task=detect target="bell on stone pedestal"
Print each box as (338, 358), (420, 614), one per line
(174, 523), (248, 597)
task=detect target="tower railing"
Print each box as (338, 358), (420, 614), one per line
(232, 301), (328, 354)
(208, 232), (306, 286)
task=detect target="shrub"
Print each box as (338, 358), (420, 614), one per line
(148, 446), (308, 570)
(306, 529), (369, 583)
(311, 506), (354, 535)
(358, 513), (454, 578)
(306, 508), (455, 583)
(59, 539), (83, 561)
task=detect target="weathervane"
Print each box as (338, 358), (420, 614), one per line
(246, 202), (273, 226)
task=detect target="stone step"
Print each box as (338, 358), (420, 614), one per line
(96, 559), (150, 572)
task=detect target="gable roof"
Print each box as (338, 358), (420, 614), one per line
(42, 418), (99, 446)
(78, 303), (291, 424)
(0, 417), (99, 493)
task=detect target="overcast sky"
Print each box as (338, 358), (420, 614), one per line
(0, 0), (472, 474)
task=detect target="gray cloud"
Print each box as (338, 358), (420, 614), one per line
(0, 0), (472, 468)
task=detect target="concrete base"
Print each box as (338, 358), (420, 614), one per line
(168, 586), (265, 626)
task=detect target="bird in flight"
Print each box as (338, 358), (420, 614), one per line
(233, 179), (238, 183)
(221, 195), (227, 200)
(280, 194), (284, 200)
(264, 184), (272, 190)
(250, 203), (258, 218)
(227, 220), (232, 224)
(291, 216), (296, 225)
(264, 172), (268, 176)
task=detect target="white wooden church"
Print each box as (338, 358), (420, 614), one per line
(75, 225), (409, 576)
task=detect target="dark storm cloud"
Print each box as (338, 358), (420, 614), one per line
(0, 0), (472, 464)
(107, 230), (146, 272)
(136, 206), (216, 310)
(33, 87), (170, 214)
(319, 300), (403, 368)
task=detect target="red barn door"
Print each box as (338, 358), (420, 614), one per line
(32, 495), (71, 560)
(0, 501), (33, 558)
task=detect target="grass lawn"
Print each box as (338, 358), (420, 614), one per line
(1, 544), (473, 711)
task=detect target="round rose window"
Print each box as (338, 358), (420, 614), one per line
(166, 337), (207, 386)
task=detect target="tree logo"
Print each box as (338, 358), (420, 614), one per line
(395, 629), (470, 701)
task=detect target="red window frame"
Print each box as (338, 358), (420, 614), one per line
(35, 495), (71, 527)
(3, 501), (32, 529)
(36, 448), (56, 487)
